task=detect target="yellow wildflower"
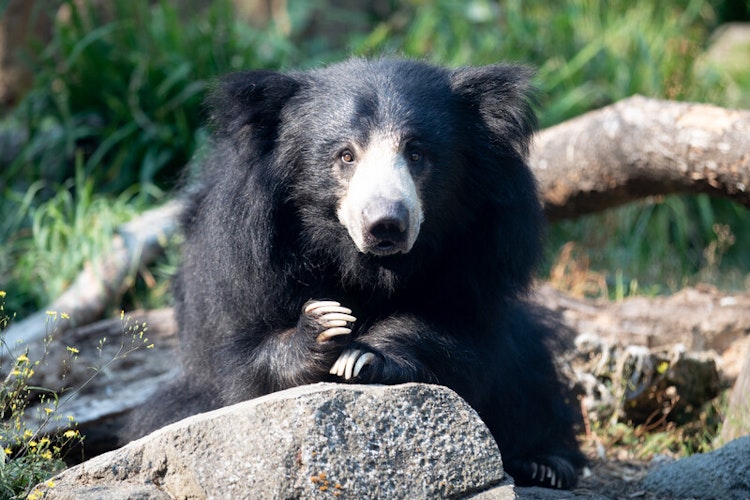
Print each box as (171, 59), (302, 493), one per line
(61, 312), (70, 319)
(0, 290), (5, 297)
(16, 354), (29, 363)
(3, 447), (11, 455)
(66, 346), (80, 354)
(23, 429), (34, 438)
(63, 429), (79, 439)
(44, 407), (54, 414)
(40, 450), (53, 460)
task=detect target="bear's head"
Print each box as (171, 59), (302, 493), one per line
(206, 58), (541, 295)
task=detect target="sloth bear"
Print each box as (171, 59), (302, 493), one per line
(128, 58), (585, 489)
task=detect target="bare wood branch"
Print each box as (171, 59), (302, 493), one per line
(537, 283), (750, 378)
(532, 96), (750, 221)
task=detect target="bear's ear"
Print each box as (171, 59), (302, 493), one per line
(207, 70), (301, 141)
(450, 64), (537, 157)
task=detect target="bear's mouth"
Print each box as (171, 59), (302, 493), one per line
(367, 239), (405, 256)
(362, 217), (411, 256)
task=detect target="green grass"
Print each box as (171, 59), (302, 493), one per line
(0, 159), (160, 316)
(353, 0), (725, 125)
(547, 194), (750, 297)
(1, 0), (749, 315)
(0, 0), (299, 316)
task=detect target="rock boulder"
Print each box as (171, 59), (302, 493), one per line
(35, 383), (513, 499)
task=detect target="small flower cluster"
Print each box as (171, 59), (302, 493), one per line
(1, 292), (158, 497)
(0, 293), (83, 498)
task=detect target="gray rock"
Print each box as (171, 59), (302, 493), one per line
(642, 435), (750, 499)
(35, 383), (514, 499)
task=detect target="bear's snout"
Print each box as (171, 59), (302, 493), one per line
(363, 198), (410, 256)
(335, 133), (424, 257)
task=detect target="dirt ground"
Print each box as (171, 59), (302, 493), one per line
(576, 456), (653, 499)
(566, 439), (676, 500)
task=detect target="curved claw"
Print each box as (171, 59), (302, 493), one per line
(304, 301), (353, 317)
(329, 349), (376, 380)
(304, 300), (341, 313)
(344, 349), (361, 379)
(316, 327), (352, 342)
(353, 352), (375, 377)
(330, 349), (357, 378)
(305, 301), (356, 343)
(529, 462), (562, 489)
(318, 312), (357, 327)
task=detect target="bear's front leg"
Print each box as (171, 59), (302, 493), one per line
(302, 301), (379, 381)
(227, 300), (359, 396)
(327, 314), (453, 386)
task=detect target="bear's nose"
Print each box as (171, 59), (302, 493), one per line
(363, 199), (409, 255)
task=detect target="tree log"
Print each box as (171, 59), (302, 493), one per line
(537, 283), (750, 379)
(532, 96), (750, 221)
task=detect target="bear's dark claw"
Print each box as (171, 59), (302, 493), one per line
(507, 456), (577, 489)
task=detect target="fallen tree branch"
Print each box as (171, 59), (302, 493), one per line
(536, 283), (750, 380)
(532, 96), (750, 221)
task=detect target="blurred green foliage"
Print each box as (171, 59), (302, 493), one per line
(1, 0), (749, 316)
(6, 0), (295, 193)
(356, 0), (718, 124)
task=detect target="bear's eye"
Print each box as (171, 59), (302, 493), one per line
(409, 151), (422, 163)
(340, 150), (355, 164)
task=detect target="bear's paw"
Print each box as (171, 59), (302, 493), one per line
(303, 300), (356, 342)
(507, 455), (579, 490)
(329, 348), (376, 380)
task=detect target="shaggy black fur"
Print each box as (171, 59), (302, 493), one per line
(126, 58), (586, 489)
